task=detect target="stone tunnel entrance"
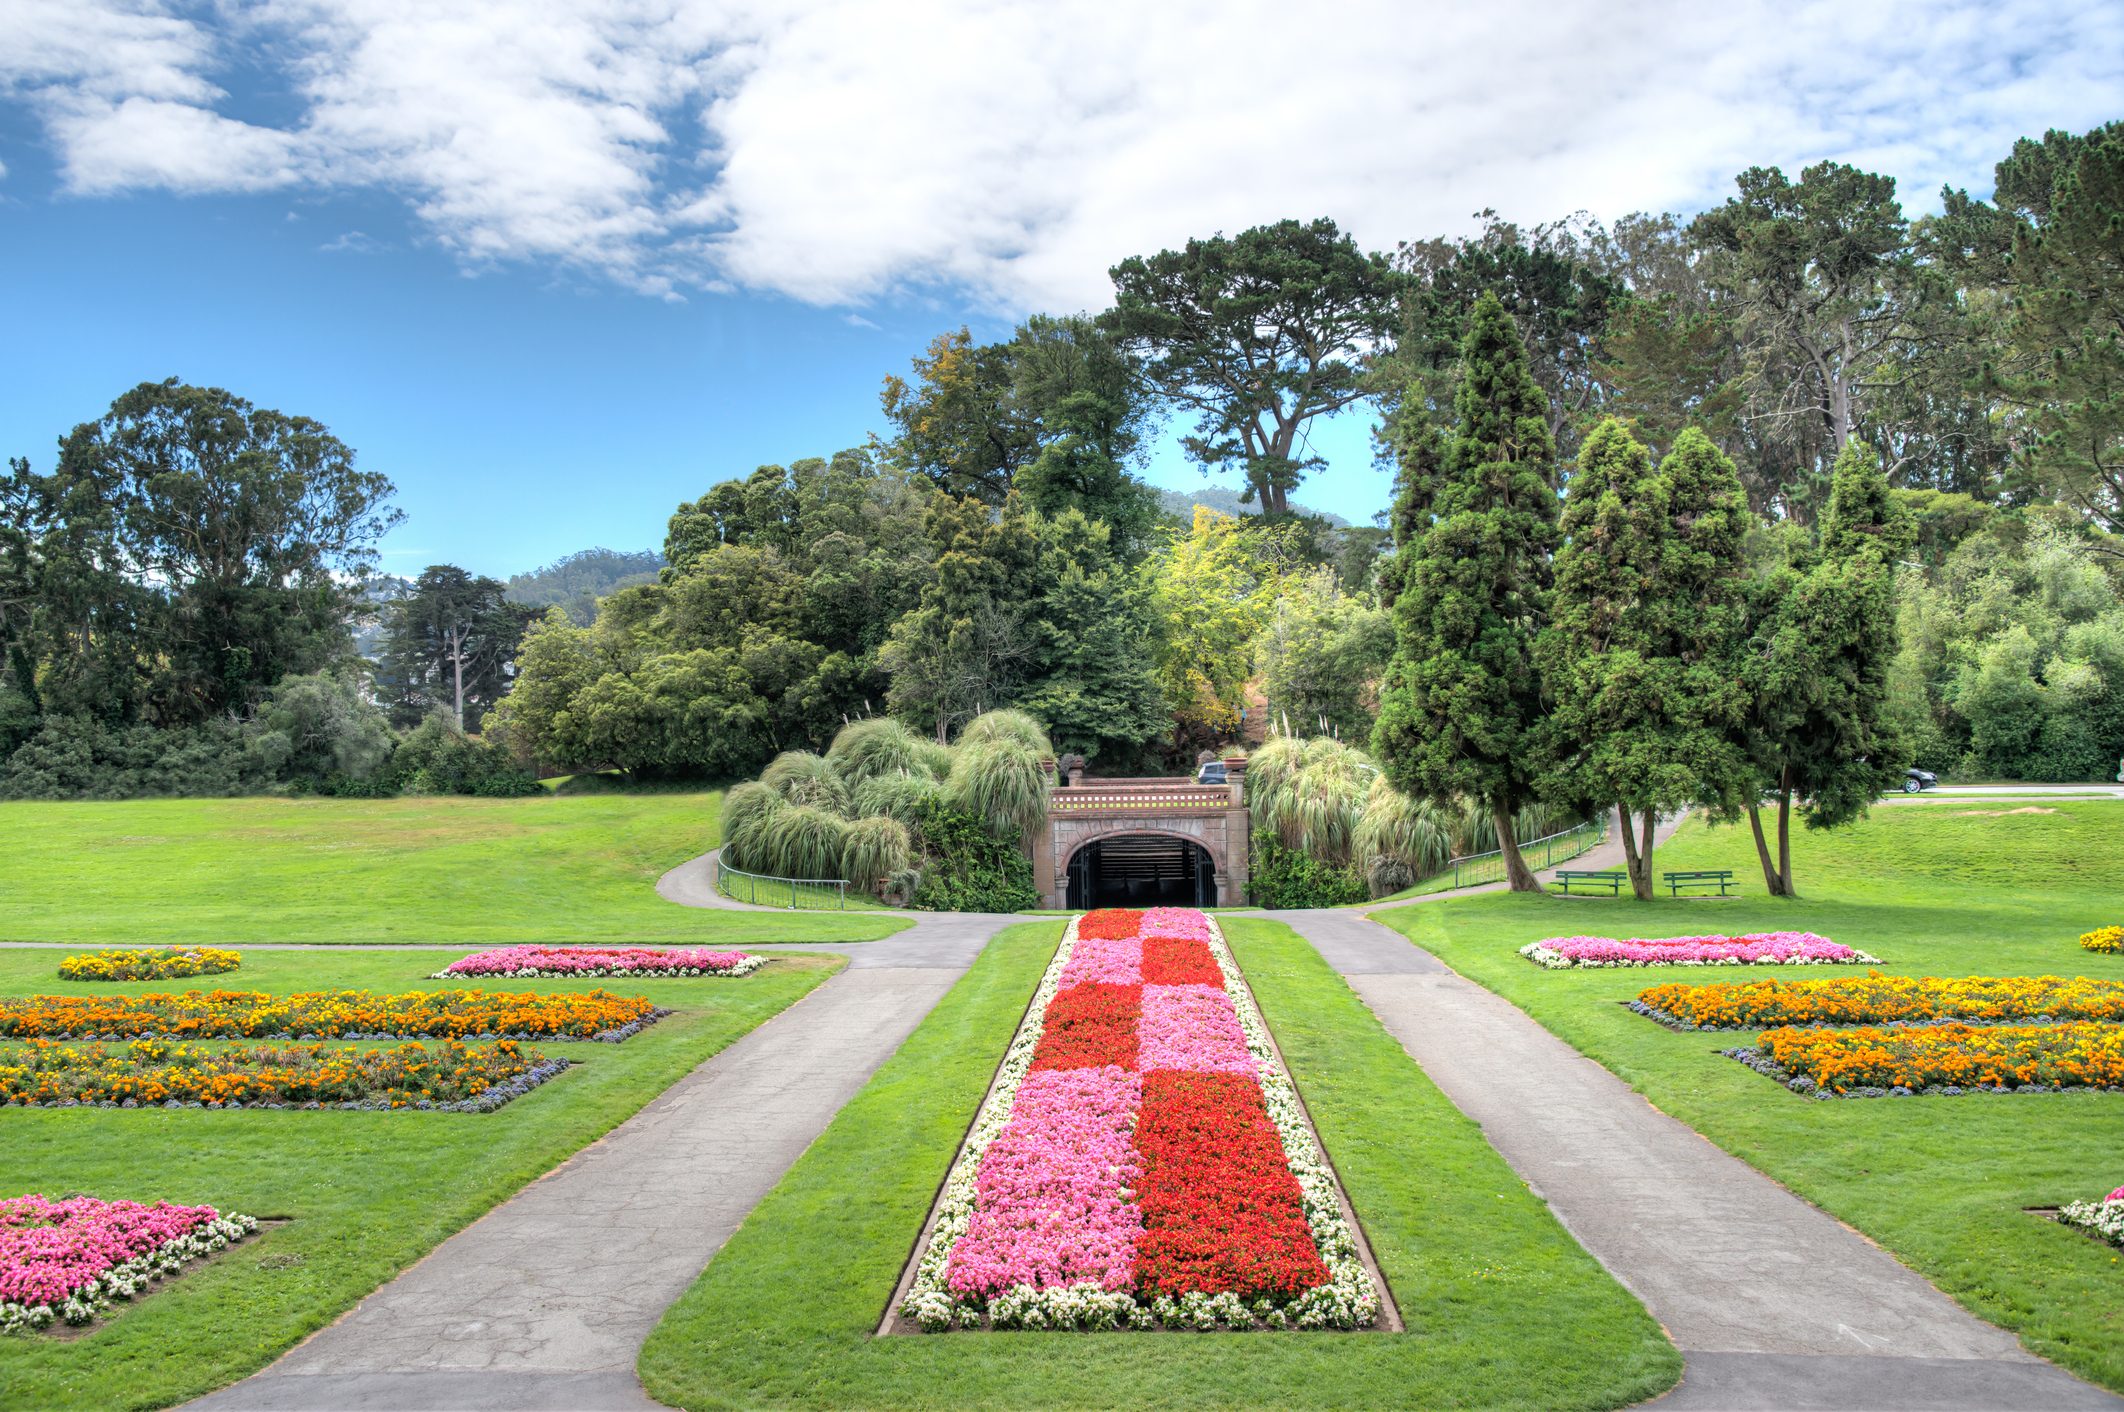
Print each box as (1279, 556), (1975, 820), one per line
(1065, 834), (1219, 909)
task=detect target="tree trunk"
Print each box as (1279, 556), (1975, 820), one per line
(448, 625), (467, 734)
(1776, 765), (1795, 896)
(1494, 802), (1543, 892)
(1636, 806), (1658, 901)
(1614, 803), (1650, 900)
(1745, 800), (1786, 896)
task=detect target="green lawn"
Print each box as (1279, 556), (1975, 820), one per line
(1371, 797), (2124, 1394)
(0, 794), (905, 943)
(0, 946), (843, 1411)
(638, 919), (1679, 1411)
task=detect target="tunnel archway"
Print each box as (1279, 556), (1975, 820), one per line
(1064, 833), (1219, 910)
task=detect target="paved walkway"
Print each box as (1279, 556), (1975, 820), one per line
(190, 910), (1018, 1412)
(1266, 815), (2121, 1411)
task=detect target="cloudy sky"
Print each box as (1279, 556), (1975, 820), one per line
(2, 0), (2119, 574)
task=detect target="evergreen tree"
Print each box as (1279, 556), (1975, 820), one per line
(1735, 441), (1914, 894)
(1372, 293), (1558, 891)
(1539, 422), (1750, 898)
(376, 565), (534, 731)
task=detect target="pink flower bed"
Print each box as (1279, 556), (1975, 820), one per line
(1057, 935), (1143, 987)
(946, 1067), (1144, 1297)
(0, 1194), (258, 1331)
(429, 946), (765, 980)
(1137, 985), (1256, 1075)
(1139, 907), (1213, 941)
(1520, 932), (1878, 969)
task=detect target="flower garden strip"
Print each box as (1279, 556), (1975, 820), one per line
(1519, 932), (1877, 969)
(0, 1037), (568, 1110)
(898, 907), (1382, 1332)
(0, 988), (665, 1043)
(1, 1194), (259, 1333)
(1724, 1021), (2124, 1097)
(57, 948), (241, 982)
(431, 945), (766, 979)
(1633, 972), (2124, 1031)
(2084, 926), (2123, 955)
(2058, 1184), (2124, 1249)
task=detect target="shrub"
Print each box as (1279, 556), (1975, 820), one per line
(2084, 926), (2124, 955)
(387, 716), (541, 797)
(0, 717), (264, 801)
(908, 797), (1038, 912)
(1246, 834), (1367, 908)
(57, 948), (242, 982)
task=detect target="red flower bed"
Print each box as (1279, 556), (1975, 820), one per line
(1133, 1071), (1330, 1300)
(1076, 909), (1147, 941)
(1029, 983), (1140, 1070)
(1141, 936), (1223, 986)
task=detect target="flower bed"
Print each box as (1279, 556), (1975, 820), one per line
(57, 948), (241, 983)
(1520, 932), (1876, 969)
(0, 1194), (259, 1332)
(2083, 926), (2123, 955)
(1725, 1021), (2124, 1097)
(430, 945), (765, 979)
(899, 907), (1379, 1332)
(2059, 1184), (2124, 1249)
(0, 1037), (567, 1111)
(0, 988), (663, 1043)
(1633, 973), (2124, 1030)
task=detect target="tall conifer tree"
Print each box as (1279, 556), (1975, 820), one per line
(1540, 422), (1751, 898)
(1372, 293), (1558, 891)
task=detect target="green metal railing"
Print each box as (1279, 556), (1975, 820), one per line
(1444, 815), (1610, 890)
(714, 854), (850, 910)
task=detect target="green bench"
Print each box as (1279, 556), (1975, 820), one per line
(1554, 869), (1626, 895)
(1664, 869), (1736, 897)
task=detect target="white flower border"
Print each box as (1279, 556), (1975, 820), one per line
(1518, 941), (1881, 970)
(0, 1212), (258, 1333)
(2060, 1195), (2124, 1248)
(898, 915), (1381, 1332)
(425, 956), (769, 980)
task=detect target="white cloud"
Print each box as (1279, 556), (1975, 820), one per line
(3, 0), (2119, 307)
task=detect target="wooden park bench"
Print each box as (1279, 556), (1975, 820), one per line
(1663, 869), (1736, 897)
(1554, 869), (1626, 896)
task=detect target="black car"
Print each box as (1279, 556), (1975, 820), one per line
(1904, 767), (1937, 793)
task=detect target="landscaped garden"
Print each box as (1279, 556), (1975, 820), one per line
(638, 919), (1681, 1410)
(1371, 797), (2124, 1394)
(0, 793), (903, 944)
(0, 944), (840, 1410)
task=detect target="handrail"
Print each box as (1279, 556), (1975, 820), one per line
(1444, 815), (1610, 890)
(714, 853), (850, 910)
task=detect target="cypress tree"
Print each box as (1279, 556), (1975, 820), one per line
(1541, 422), (1751, 898)
(1372, 293), (1558, 891)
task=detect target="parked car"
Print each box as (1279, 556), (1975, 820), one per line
(1196, 761), (1228, 786)
(1904, 767), (1938, 793)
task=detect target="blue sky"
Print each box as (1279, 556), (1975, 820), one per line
(2, 1), (2118, 578)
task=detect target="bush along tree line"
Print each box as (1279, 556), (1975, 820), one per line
(4, 122), (2119, 819)
(718, 712), (1048, 911)
(0, 379), (540, 799)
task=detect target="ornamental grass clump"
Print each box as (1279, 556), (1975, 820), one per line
(751, 803), (851, 881)
(851, 770), (943, 824)
(945, 740), (1051, 845)
(2083, 926), (2123, 955)
(826, 718), (935, 786)
(1354, 777), (1452, 897)
(842, 815), (914, 890)
(718, 781), (782, 873)
(0, 1194), (259, 1332)
(955, 709), (1052, 756)
(57, 948), (241, 983)
(760, 750), (851, 815)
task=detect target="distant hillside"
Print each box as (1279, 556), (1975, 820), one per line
(506, 548), (665, 626)
(1156, 485), (1350, 528)
(350, 575), (415, 661)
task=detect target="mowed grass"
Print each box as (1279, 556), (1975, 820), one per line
(0, 946), (843, 1412)
(638, 920), (1680, 1410)
(1372, 797), (2124, 1393)
(0, 794), (904, 943)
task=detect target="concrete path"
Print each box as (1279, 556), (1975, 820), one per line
(189, 911), (1020, 1412)
(653, 846), (783, 911)
(1265, 898), (2122, 1411)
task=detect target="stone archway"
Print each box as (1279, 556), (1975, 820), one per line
(1031, 779), (1248, 909)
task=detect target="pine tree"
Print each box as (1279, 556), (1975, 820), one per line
(1540, 422), (1751, 898)
(1372, 293), (1558, 891)
(1736, 440), (1913, 894)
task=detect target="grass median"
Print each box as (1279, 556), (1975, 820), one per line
(1370, 798), (2124, 1394)
(637, 918), (1679, 1410)
(0, 946), (842, 1412)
